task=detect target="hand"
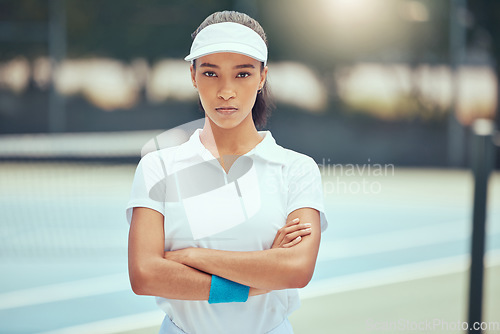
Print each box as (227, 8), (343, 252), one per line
(271, 218), (312, 249)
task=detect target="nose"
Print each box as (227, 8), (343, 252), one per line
(217, 79), (236, 101)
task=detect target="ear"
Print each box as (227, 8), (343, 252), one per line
(190, 64), (197, 88)
(259, 65), (268, 90)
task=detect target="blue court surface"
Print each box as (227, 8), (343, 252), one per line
(0, 163), (499, 333)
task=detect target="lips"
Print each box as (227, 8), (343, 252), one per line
(216, 106), (238, 115)
(215, 106), (238, 110)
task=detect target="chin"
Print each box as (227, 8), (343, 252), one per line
(207, 113), (246, 129)
(212, 119), (243, 130)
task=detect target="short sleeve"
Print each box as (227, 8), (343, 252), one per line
(286, 156), (328, 232)
(125, 152), (166, 225)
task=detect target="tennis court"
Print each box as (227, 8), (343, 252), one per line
(1, 154), (499, 333)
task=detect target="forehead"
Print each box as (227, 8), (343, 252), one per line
(196, 52), (261, 67)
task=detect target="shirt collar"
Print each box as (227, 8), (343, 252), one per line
(177, 128), (286, 164)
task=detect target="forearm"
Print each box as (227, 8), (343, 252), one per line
(130, 256), (266, 300)
(178, 247), (307, 290)
(130, 256), (211, 300)
(160, 210), (320, 292)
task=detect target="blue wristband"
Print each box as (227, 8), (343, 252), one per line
(208, 275), (250, 304)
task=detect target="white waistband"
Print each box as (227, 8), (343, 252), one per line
(158, 315), (294, 334)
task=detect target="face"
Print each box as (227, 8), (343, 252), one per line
(190, 52), (268, 130)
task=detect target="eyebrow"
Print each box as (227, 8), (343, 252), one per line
(199, 63), (255, 69)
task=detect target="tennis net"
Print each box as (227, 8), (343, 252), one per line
(0, 130), (161, 261)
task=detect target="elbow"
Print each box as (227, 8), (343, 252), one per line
(286, 260), (315, 289)
(130, 277), (146, 296)
(288, 273), (313, 289)
(129, 269), (147, 296)
(129, 262), (155, 296)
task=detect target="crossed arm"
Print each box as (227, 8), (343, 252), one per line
(128, 206), (321, 300)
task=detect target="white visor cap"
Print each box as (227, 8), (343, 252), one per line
(184, 22), (268, 66)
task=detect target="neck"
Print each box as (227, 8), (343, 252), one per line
(200, 115), (263, 157)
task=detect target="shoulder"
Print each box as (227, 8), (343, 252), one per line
(275, 145), (318, 171)
(137, 138), (202, 178)
(265, 144), (320, 182)
(136, 144), (182, 172)
(287, 155), (319, 184)
(283, 148), (316, 164)
(263, 131), (316, 167)
(140, 138), (193, 164)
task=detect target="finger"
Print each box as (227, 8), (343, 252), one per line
(271, 231), (281, 246)
(274, 219), (303, 248)
(285, 217), (300, 226)
(273, 229), (288, 248)
(275, 218), (300, 246)
(282, 228), (312, 244)
(283, 236), (302, 248)
(273, 229), (286, 247)
(281, 223), (312, 235)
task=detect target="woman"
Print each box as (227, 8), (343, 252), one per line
(126, 10), (328, 334)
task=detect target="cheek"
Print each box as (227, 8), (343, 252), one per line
(241, 81), (259, 101)
(239, 77), (260, 93)
(242, 90), (258, 106)
(196, 80), (216, 99)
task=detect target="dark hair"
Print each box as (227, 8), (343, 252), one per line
(190, 11), (274, 129)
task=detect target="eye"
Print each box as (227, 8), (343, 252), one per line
(203, 71), (217, 77)
(237, 72), (251, 78)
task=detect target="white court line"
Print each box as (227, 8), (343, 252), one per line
(36, 250), (500, 334)
(318, 220), (500, 262)
(301, 249), (500, 300)
(37, 310), (165, 334)
(0, 273), (129, 311)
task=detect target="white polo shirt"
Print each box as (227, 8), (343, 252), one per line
(126, 128), (328, 334)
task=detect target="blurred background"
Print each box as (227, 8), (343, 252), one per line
(0, 0), (499, 333)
